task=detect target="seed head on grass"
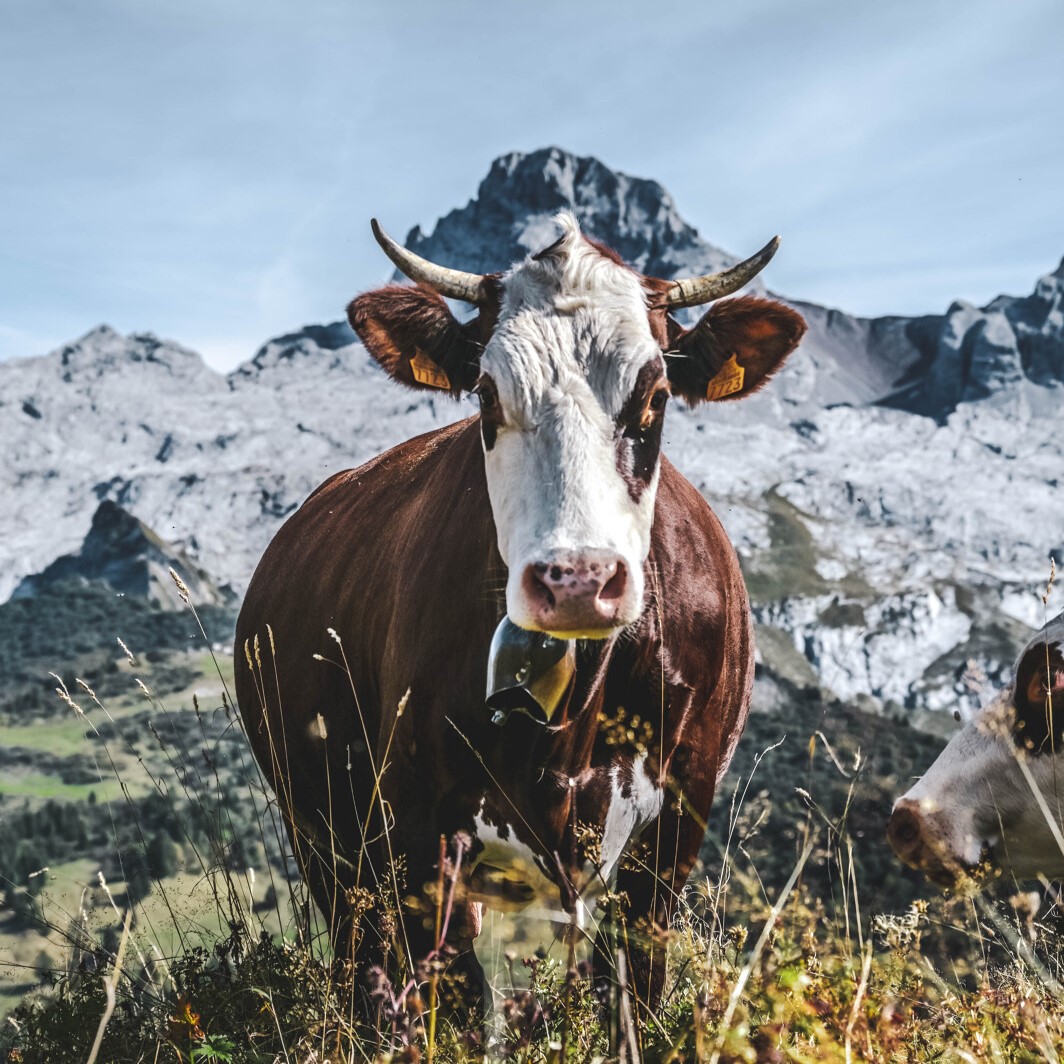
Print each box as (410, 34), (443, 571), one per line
(116, 637), (137, 667)
(167, 566), (192, 607)
(50, 672), (84, 717)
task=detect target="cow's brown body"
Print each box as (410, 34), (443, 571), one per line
(236, 414), (753, 1009)
(235, 211), (805, 1019)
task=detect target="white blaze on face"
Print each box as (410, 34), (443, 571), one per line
(890, 622), (1064, 881)
(479, 213), (666, 638)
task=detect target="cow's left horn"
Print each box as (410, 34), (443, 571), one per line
(664, 236), (781, 309)
(371, 219), (490, 305)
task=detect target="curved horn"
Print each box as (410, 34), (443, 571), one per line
(664, 236), (781, 309)
(371, 218), (489, 304)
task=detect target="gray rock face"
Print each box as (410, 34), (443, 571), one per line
(880, 258), (1064, 419)
(2, 147), (1061, 720)
(230, 321), (357, 385)
(13, 500), (230, 610)
(0, 319), (456, 606)
(404, 146), (752, 283)
(771, 300), (942, 409)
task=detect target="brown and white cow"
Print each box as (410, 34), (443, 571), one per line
(235, 212), (805, 1016)
(889, 613), (1064, 884)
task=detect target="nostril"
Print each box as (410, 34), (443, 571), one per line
(890, 812), (919, 847)
(887, 806), (927, 867)
(522, 565), (556, 609)
(523, 554), (633, 625)
(599, 561), (627, 602)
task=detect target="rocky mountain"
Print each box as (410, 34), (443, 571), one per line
(1, 147), (1061, 721)
(0, 322), (457, 607)
(403, 147), (753, 286)
(12, 500), (230, 610)
(785, 258), (1064, 419)
(404, 147), (1064, 418)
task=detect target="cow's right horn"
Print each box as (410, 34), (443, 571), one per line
(664, 236), (781, 309)
(371, 219), (490, 305)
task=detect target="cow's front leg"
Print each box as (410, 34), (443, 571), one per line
(594, 781), (708, 1024)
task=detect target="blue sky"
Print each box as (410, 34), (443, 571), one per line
(2, 0), (1062, 369)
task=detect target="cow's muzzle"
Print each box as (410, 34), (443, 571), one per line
(518, 549), (637, 638)
(887, 798), (976, 886)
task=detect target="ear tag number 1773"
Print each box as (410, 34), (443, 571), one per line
(705, 354), (745, 400)
(410, 348), (451, 390)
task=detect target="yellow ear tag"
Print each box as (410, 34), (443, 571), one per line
(705, 353), (745, 400)
(410, 348), (451, 390)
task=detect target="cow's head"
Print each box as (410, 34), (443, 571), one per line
(888, 615), (1064, 883)
(349, 213), (805, 638)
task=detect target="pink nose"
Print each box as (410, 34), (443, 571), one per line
(521, 550), (629, 634)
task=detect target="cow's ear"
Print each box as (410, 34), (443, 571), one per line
(347, 284), (489, 395)
(1012, 638), (1064, 752)
(664, 295), (806, 406)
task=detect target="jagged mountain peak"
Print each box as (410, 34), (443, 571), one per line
(12, 500), (231, 610)
(79, 323), (121, 342)
(403, 146), (752, 285)
(1029, 260), (1064, 306)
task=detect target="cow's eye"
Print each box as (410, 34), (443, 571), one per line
(477, 376), (500, 412)
(476, 375), (505, 450)
(648, 389), (669, 413)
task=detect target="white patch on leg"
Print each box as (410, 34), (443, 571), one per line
(470, 758), (664, 1045)
(599, 752), (665, 881)
(471, 799), (560, 916)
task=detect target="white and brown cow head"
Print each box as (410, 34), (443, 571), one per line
(888, 614), (1064, 884)
(349, 212), (805, 638)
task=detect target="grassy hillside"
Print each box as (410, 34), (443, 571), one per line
(2, 581), (1061, 1061)
(0, 581), (234, 722)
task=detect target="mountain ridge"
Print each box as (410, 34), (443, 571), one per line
(2, 146), (1061, 718)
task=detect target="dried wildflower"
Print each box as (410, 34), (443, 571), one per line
(1010, 890), (1042, 943)
(168, 566), (192, 605)
(573, 820), (604, 867)
(597, 704), (654, 750)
